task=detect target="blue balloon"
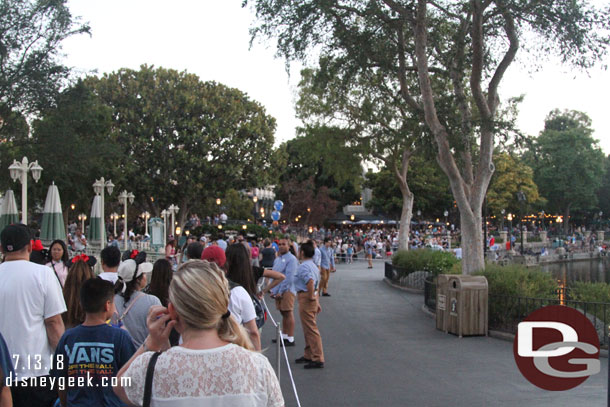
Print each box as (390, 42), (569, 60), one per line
(274, 200), (284, 211)
(271, 210), (281, 221)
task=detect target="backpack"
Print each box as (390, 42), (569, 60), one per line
(251, 246), (259, 259)
(228, 280), (266, 328)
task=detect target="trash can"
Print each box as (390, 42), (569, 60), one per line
(435, 274), (451, 331)
(445, 275), (488, 337)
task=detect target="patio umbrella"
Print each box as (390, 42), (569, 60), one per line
(40, 182), (67, 245)
(87, 195), (105, 244)
(0, 190), (19, 231)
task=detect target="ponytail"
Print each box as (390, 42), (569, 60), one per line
(217, 313), (254, 351)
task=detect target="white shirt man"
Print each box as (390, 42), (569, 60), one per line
(0, 224), (66, 405)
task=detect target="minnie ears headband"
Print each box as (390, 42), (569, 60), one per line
(70, 253), (97, 267)
(122, 249), (147, 264)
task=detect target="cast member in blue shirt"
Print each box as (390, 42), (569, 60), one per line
(319, 238), (336, 297)
(270, 238), (298, 346)
(294, 241), (325, 369)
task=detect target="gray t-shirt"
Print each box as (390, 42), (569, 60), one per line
(114, 291), (161, 347)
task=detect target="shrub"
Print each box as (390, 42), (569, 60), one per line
(569, 281), (610, 304)
(475, 264), (557, 298)
(392, 249), (459, 277)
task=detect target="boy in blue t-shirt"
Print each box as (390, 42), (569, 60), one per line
(53, 278), (136, 406)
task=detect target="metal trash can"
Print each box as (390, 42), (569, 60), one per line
(438, 275), (488, 337)
(435, 274), (451, 331)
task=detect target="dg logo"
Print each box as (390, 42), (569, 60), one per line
(513, 305), (600, 391)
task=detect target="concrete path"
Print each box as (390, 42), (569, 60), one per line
(260, 259), (608, 407)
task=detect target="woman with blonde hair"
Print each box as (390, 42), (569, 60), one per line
(114, 260), (284, 407)
(62, 254), (96, 329)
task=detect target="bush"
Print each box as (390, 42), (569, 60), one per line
(475, 264), (557, 298)
(569, 281), (610, 304)
(392, 249), (459, 277)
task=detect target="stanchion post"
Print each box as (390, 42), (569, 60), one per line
(276, 322), (282, 381)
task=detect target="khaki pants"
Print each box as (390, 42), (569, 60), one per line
(297, 292), (324, 363)
(319, 267), (330, 294)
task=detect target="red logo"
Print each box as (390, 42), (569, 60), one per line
(513, 305), (600, 391)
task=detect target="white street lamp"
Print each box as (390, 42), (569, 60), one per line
(110, 212), (119, 236)
(167, 204), (179, 237)
(8, 157), (43, 224)
(118, 190), (135, 250)
(141, 211), (151, 236)
(92, 177), (114, 245)
(161, 209), (169, 248)
(78, 213), (87, 233)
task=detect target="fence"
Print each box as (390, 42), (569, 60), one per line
(423, 276), (436, 312)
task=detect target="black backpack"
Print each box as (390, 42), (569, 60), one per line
(228, 280), (266, 328)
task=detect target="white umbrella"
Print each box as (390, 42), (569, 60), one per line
(40, 182), (66, 245)
(0, 190), (19, 231)
(87, 195), (105, 243)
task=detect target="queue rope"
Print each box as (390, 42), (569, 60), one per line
(261, 296), (302, 407)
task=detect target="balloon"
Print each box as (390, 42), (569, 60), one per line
(271, 210), (281, 221)
(274, 200), (284, 211)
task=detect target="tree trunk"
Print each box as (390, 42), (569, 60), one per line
(459, 208), (485, 274)
(392, 150), (414, 251)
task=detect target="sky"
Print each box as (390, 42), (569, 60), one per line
(62, 0), (610, 153)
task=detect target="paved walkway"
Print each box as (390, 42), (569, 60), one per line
(260, 259), (608, 406)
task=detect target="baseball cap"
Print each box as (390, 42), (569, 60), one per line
(201, 245), (226, 268)
(118, 259), (152, 283)
(1, 224), (31, 253)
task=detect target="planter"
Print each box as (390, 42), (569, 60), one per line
(384, 262), (430, 291)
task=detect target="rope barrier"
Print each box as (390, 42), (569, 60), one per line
(262, 296), (302, 407)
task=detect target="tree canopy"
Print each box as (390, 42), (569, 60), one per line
(0, 0), (89, 114)
(85, 65), (277, 226)
(529, 109), (605, 233)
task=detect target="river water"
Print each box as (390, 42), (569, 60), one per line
(540, 257), (610, 285)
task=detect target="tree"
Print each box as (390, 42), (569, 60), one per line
(86, 65), (277, 228)
(364, 156), (453, 220)
(247, 0), (609, 273)
(279, 125), (363, 207)
(221, 189), (255, 221)
(530, 110), (605, 234)
(28, 81), (117, 221)
(598, 155), (610, 221)
(0, 0), (89, 114)
(277, 177), (338, 226)
(486, 152), (541, 218)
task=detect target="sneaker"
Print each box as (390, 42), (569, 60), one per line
(304, 361), (324, 369)
(295, 356), (312, 364)
(272, 338), (295, 346)
(322, 292), (331, 297)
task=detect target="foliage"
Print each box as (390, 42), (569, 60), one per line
(0, 0), (89, 114)
(475, 264), (557, 299)
(86, 65), (276, 226)
(597, 155), (610, 218)
(219, 189), (254, 221)
(569, 281), (610, 304)
(276, 177), (337, 226)
(279, 126), (362, 207)
(25, 81), (117, 216)
(392, 249), (459, 277)
(364, 157), (453, 219)
(528, 109), (605, 231)
(487, 152), (542, 217)
(246, 0), (610, 274)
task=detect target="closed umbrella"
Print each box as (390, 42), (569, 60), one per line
(87, 195), (105, 244)
(40, 182), (67, 245)
(0, 190), (19, 231)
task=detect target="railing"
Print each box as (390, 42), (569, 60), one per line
(489, 294), (610, 348)
(424, 276), (436, 312)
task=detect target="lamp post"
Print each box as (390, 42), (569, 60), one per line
(8, 157), (43, 224)
(500, 209), (505, 231)
(92, 178), (114, 245)
(167, 204), (179, 237)
(118, 190), (135, 250)
(110, 213), (119, 236)
(141, 211), (151, 236)
(540, 210), (545, 231)
(507, 213), (513, 249)
(517, 190), (527, 255)
(78, 214), (87, 233)
(161, 209), (169, 248)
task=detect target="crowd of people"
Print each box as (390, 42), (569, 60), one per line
(0, 222), (356, 406)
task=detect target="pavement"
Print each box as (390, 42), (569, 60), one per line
(260, 259), (608, 407)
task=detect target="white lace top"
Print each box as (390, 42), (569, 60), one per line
(124, 344), (284, 407)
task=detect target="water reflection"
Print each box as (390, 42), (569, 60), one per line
(541, 257), (610, 286)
